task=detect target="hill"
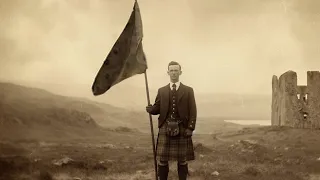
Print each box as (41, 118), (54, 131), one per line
(0, 82), (151, 140)
(0, 81), (252, 140)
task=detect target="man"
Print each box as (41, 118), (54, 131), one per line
(146, 61), (197, 180)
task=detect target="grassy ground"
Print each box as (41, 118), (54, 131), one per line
(1, 126), (320, 180)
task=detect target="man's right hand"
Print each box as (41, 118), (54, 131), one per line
(146, 104), (153, 113)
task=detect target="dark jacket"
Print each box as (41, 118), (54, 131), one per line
(149, 83), (197, 130)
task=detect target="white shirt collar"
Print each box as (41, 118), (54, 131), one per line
(170, 82), (180, 90)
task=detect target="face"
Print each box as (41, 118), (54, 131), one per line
(167, 64), (182, 82)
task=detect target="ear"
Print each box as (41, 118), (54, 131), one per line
(179, 71), (182, 75)
(167, 70), (170, 75)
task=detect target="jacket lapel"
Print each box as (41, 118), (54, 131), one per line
(177, 83), (185, 103)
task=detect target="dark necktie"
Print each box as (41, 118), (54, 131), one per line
(172, 83), (176, 92)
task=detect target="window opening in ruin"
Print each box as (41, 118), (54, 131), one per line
(302, 93), (308, 103)
(297, 94), (300, 99)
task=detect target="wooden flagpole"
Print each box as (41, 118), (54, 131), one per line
(144, 71), (158, 180)
(136, 0), (157, 178)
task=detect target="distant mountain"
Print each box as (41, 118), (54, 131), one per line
(9, 80), (152, 111)
(196, 93), (271, 120)
(12, 81), (271, 120)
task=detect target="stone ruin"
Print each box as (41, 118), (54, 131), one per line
(271, 71), (320, 129)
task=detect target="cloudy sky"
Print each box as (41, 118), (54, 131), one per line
(1, 0), (320, 95)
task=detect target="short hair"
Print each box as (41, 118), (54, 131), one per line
(167, 61), (181, 70)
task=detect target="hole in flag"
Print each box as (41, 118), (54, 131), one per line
(104, 59), (110, 65)
(113, 49), (118, 55)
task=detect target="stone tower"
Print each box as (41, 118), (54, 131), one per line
(271, 71), (320, 129)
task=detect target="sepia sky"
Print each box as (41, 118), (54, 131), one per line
(1, 0), (320, 94)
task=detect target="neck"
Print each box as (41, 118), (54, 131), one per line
(171, 80), (179, 83)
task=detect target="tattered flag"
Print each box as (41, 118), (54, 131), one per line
(92, 1), (147, 96)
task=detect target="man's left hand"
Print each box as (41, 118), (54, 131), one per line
(184, 129), (193, 137)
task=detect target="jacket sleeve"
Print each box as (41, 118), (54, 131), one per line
(149, 89), (160, 115)
(187, 87), (197, 131)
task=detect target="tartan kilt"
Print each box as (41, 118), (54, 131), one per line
(156, 122), (195, 162)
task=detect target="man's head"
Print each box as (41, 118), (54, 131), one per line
(167, 61), (182, 83)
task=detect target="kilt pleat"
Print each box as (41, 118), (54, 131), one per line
(156, 122), (195, 162)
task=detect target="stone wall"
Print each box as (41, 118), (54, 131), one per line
(296, 85), (309, 128)
(271, 75), (279, 126)
(271, 71), (320, 129)
(307, 71), (320, 129)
